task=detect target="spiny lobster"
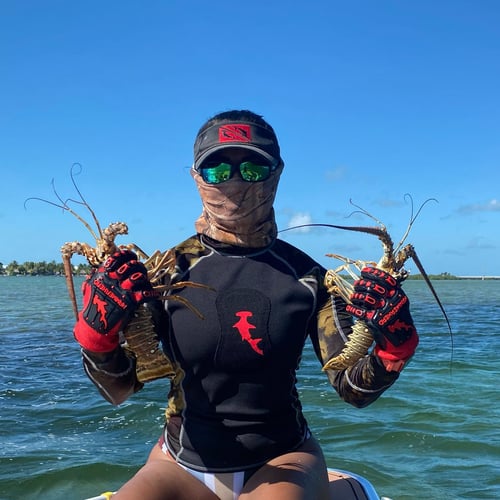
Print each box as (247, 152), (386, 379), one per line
(283, 197), (452, 370)
(25, 164), (208, 382)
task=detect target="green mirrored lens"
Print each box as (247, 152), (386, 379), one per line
(200, 161), (273, 184)
(239, 162), (271, 182)
(201, 163), (232, 184)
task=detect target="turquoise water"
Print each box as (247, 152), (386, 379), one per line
(0, 277), (499, 500)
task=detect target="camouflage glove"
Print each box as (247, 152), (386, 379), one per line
(346, 267), (419, 372)
(73, 249), (158, 352)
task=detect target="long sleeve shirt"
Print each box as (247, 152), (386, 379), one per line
(82, 235), (399, 472)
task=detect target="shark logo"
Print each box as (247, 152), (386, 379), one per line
(233, 311), (263, 355)
(387, 319), (414, 334)
(93, 294), (109, 330)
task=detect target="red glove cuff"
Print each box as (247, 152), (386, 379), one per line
(73, 311), (120, 353)
(374, 329), (419, 372)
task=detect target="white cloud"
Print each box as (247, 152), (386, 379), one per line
(488, 199), (500, 210)
(457, 199), (500, 214)
(287, 212), (313, 232)
(325, 166), (347, 182)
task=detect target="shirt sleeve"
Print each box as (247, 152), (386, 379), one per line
(311, 285), (399, 408)
(81, 347), (143, 405)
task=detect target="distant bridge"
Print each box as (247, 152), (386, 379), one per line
(457, 276), (500, 280)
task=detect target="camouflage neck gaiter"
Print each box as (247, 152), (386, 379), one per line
(191, 166), (282, 248)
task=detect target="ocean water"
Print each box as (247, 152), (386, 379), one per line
(0, 276), (498, 500)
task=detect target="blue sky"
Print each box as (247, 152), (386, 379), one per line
(1, 1), (499, 276)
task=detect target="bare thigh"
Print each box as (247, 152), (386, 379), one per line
(111, 444), (219, 500)
(239, 436), (330, 500)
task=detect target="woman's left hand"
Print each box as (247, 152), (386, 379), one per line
(346, 267), (419, 371)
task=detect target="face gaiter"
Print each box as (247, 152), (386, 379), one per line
(191, 165), (283, 248)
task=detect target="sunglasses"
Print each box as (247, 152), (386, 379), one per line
(198, 161), (278, 184)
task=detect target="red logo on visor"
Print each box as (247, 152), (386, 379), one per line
(219, 124), (252, 143)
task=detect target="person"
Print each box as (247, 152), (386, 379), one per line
(73, 110), (419, 500)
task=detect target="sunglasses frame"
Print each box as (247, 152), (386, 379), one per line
(198, 160), (279, 184)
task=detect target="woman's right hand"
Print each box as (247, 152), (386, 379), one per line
(73, 249), (157, 352)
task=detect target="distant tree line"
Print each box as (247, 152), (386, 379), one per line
(1, 261), (461, 280)
(0, 260), (93, 276)
(406, 272), (458, 280)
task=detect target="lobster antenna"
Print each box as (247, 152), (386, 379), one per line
(69, 163), (104, 238)
(394, 195), (438, 254)
(393, 194), (415, 255)
(24, 177), (99, 241)
(346, 198), (387, 230)
(279, 223), (388, 240)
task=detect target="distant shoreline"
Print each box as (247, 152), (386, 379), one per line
(453, 276), (500, 280)
(1, 274), (499, 280)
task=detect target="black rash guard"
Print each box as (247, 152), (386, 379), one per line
(163, 235), (322, 471)
(82, 235), (400, 472)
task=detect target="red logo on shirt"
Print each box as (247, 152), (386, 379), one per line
(233, 311), (263, 355)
